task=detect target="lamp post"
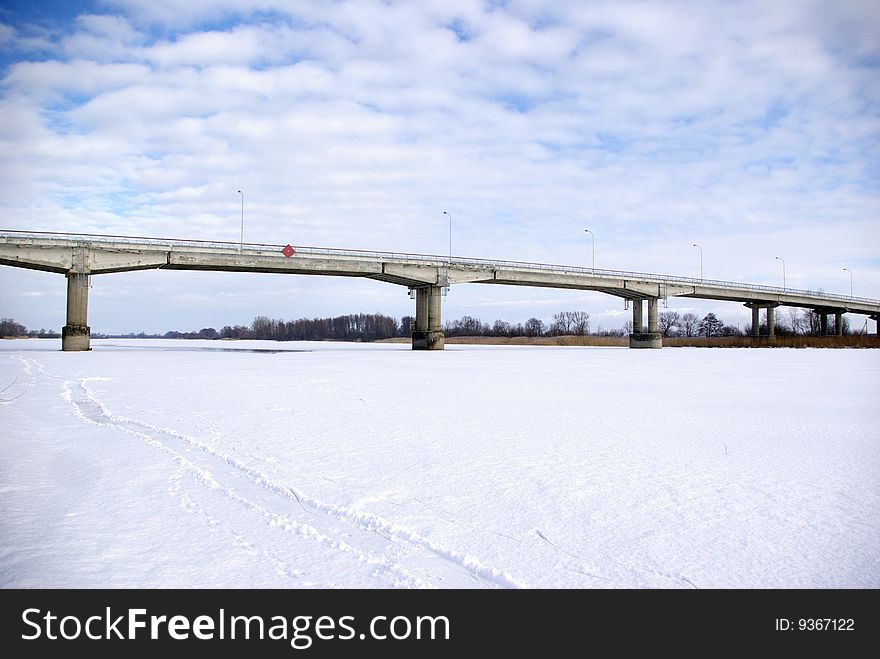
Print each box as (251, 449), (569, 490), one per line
(237, 189), (244, 252)
(584, 229), (594, 273)
(692, 243), (703, 282)
(774, 256), (785, 290)
(442, 211), (452, 291)
(843, 267), (852, 299)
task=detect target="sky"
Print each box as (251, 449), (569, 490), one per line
(1, 0), (878, 334)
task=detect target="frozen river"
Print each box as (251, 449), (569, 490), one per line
(1, 339), (877, 588)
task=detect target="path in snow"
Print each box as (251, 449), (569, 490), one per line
(50, 361), (524, 588)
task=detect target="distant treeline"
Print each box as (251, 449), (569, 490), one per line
(2, 306), (866, 342)
(0, 318), (60, 338)
(444, 311), (627, 337)
(241, 314), (404, 341)
(653, 309), (855, 338)
(158, 308), (859, 340)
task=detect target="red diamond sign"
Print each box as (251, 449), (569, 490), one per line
(281, 244), (295, 258)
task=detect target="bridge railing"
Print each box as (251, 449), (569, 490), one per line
(441, 255), (877, 305)
(0, 229), (451, 265)
(1, 229), (877, 307)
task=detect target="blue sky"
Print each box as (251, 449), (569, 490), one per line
(1, 0), (878, 333)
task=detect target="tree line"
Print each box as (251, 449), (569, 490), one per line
(444, 310), (605, 338)
(241, 313), (402, 341)
(0, 318), (60, 338)
(654, 309), (853, 338)
(108, 313), (408, 341)
(2, 306), (862, 342)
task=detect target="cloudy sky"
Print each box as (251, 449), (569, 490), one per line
(1, 0), (878, 334)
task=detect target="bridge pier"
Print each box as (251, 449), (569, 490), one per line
(629, 298), (662, 348)
(813, 308), (848, 337)
(745, 302), (778, 343)
(412, 286), (444, 350)
(62, 272), (91, 351)
(648, 297), (659, 334)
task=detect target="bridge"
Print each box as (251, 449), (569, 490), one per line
(2, 229), (878, 351)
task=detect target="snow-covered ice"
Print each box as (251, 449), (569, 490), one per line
(1, 339), (877, 588)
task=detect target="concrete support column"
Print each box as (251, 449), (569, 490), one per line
(427, 286), (442, 334)
(746, 302), (777, 344)
(412, 286), (444, 350)
(835, 311), (844, 336)
(62, 272), (90, 351)
(629, 297), (661, 349)
(647, 297), (659, 334)
(415, 288), (429, 332)
(820, 312), (828, 336)
(632, 299), (643, 333)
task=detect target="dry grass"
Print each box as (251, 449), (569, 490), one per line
(445, 335), (628, 347)
(383, 334), (880, 348)
(665, 335), (880, 348)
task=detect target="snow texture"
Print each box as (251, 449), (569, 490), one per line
(1, 339), (878, 588)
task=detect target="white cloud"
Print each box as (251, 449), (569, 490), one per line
(1, 0), (878, 332)
(62, 14), (144, 60)
(0, 23), (14, 47)
(4, 60), (150, 100)
(0, 20), (56, 53)
(146, 25), (278, 68)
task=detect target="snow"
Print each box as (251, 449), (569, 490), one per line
(1, 339), (878, 588)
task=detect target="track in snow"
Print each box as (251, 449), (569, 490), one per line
(61, 374), (525, 589)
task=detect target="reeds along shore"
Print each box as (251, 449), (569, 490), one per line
(393, 335), (880, 348)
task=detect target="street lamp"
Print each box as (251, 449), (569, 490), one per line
(584, 229), (595, 272)
(843, 267), (853, 299)
(692, 243), (703, 282)
(237, 189), (244, 252)
(442, 211), (452, 291)
(774, 256), (785, 290)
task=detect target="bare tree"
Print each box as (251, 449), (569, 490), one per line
(802, 309), (820, 335)
(549, 312), (572, 336)
(786, 307), (804, 335)
(680, 313), (700, 337)
(549, 311), (591, 336)
(492, 319), (511, 337)
(658, 311), (680, 337)
(570, 311), (590, 335)
(524, 317), (545, 337)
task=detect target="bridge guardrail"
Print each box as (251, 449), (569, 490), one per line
(1, 229), (877, 307)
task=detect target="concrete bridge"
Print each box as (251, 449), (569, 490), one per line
(2, 230), (878, 351)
